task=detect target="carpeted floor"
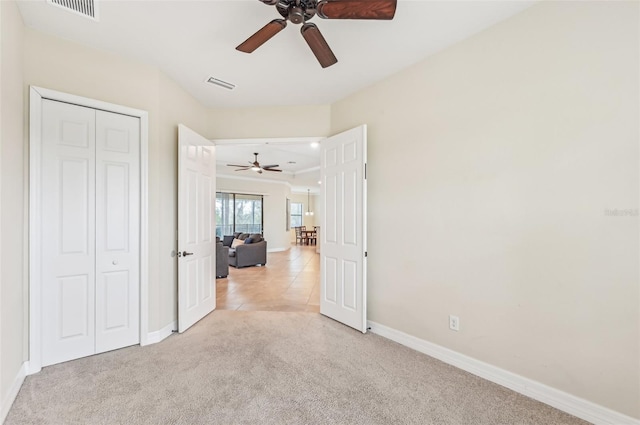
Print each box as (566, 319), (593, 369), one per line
(6, 311), (588, 425)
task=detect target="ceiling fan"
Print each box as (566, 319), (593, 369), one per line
(227, 153), (282, 174)
(236, 0), (398, 68)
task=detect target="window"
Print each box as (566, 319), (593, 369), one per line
(290, 202), (303, 228)
(216, 192), (263, 237)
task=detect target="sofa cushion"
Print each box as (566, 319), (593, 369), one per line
(233, 232), (242, 239)
(249, 233), (263, 243)
(238, 233), (250, 240)
(244, 238), (254, 244)
(222, 235), (234, 247)
(228, 248), (236, 257)
(231, 238), (244, 248)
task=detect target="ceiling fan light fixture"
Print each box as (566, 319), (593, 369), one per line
(289, 6), (305, 24)
(228, 153), (282, 174)
(239, 0), (398, 68)
(305, 188), (314, 216)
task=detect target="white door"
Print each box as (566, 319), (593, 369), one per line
(320, 125), (368, 333)
(95, 110), (140, 352)
(41, 100), (97, 366)
(177, 124), (217, 333)
(40, 100), (141, 366)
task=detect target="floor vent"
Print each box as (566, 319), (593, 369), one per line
(48, 0), (98, 21)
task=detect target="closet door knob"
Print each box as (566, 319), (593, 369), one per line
(180, 251), (194, 257)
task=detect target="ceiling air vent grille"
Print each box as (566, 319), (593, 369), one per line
(48, 0), (98, 21)
(206, 76), (236, 91)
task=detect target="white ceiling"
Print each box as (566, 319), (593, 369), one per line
(16, 0), (535, 109)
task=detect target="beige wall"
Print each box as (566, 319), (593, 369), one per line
(331, 1), (639, 419)
(217, 176), (291, 251)
(207, 105), (331, 139)
(156, 72), (209, 330)
(0, 0), (25, 409)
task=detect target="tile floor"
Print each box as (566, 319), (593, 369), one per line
(216, 244), (320, 312)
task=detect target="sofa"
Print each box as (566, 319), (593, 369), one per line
(222, 232), (267, 268)
(215, 237), (229, 278)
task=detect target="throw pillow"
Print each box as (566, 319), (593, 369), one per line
(231, 238), (244, 249)
(244, 238), (253, 244)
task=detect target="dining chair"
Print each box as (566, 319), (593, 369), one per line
(295, 227), (307, 245)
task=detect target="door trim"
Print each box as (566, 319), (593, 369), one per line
(28, 86), (149, 374)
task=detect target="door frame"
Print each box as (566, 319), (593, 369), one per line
(28, 86), (150, 374)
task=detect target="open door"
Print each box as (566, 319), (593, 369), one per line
(320, 125), (367, 333)
(177, 124), (217, 333)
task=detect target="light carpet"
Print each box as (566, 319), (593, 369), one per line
(6, 311), (588, 424)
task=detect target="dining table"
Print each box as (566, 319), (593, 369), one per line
(302, 230), (317, 245)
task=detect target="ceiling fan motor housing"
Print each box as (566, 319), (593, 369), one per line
(289, 6), (305, 24)
(276, 0), (317, 23)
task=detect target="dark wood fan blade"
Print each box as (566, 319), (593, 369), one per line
(236, 19), (287, 53)
(227, 164), (251, 168)
(317, 0), (397, 20)
(262, 164), (279, 169)
(301, 23), (337, 68)
(263, 168), (282, 172)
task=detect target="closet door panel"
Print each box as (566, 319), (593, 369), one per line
(95, 110), (140, 353)
(41, 100), (96, 366)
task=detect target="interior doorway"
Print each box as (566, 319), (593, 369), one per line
(210, 125), (368, 335)
(212, 137), (323, 313)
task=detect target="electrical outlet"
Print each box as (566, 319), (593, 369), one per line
(449, 315), (460, 331)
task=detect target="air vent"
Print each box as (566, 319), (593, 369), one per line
(206, 76), (236, 91)
(48, 0), (98, 20)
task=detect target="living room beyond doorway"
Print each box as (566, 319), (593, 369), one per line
(216, 245), (320, 312)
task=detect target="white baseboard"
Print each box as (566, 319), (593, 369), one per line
(144, 320), (177, 346)
(367, 321), (639, 425)
(1, 362), (27, 424)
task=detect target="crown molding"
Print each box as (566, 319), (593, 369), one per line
(212, 136), (325, 146)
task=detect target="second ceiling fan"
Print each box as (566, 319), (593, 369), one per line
(227, 152), (282, 174)
(236, 0), (398, 68)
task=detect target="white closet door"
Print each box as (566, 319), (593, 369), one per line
(41, 100), (97, 366)
(95, 110), (140, 352)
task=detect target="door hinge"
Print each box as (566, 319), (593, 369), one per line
(364, 163), (367, 180)
(364, 251), (368, 257)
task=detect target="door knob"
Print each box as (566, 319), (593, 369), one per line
(181, 251), (194, 257)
